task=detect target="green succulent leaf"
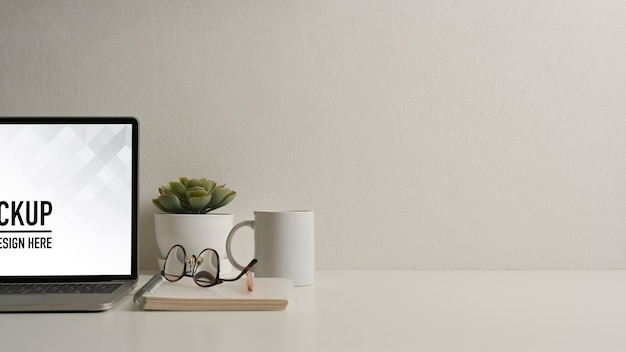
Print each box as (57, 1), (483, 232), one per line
(184, 178), (201, 189)
(152, 198), (167, 212)
(189, 195), (212, 213)
(168, 181), (187, 199)
(207, 187), (237, 209)
(156, 193), (187, 213)
(214, 191), (236, 208)
(200, 178), (217, 193)
(186, 186), (209, 201)
(158, 186), (172, 196)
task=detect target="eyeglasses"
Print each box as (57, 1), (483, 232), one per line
(162, 244), (257, 288)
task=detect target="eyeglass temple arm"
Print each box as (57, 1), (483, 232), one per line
(223, 258), (258, 282)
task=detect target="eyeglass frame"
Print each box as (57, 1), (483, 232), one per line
(161, 244), (258, 288)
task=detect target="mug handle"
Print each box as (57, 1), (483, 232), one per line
(226, 220), (255, 271)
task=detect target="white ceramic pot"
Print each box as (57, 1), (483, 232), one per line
(154, 213), (234, 274)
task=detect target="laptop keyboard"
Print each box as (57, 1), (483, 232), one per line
(0, 283), (123, 295)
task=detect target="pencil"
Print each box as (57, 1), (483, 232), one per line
(246, 272), (255, 292)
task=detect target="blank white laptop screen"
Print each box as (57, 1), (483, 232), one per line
(0, 119), (135, 277)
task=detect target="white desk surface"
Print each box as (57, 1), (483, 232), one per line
(1, 270), (625, 352)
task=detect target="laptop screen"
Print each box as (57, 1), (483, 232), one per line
(0, 117), (138, 279)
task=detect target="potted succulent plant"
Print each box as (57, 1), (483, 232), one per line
(153, 177), (237, 273)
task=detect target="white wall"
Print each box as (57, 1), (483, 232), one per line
(2, 0), (626, 270)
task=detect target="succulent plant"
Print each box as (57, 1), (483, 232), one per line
(152, 177), (237, 214)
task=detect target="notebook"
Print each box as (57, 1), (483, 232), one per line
(0, 117), (139, 312)
(134, 274), (292, 311)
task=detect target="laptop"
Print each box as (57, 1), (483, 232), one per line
(0, 117), (138, 312)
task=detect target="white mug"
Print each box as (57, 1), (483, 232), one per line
(226, 210), (314, 286)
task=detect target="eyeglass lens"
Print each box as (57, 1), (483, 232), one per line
(163, 245), (186, 281)
(194, 249), (220, 286)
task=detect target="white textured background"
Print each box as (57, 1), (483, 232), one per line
(2, 1), (626, 270)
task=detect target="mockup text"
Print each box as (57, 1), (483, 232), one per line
(0, 236), (52, 249)
(0, 201), (53, 226)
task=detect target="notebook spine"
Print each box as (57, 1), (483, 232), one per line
(133, 273), (165, 309)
